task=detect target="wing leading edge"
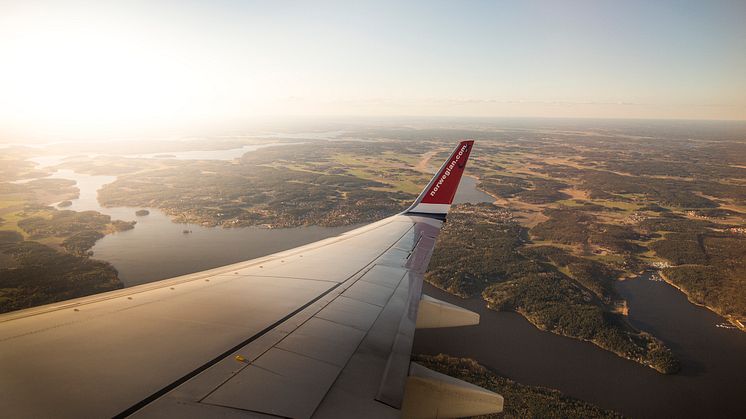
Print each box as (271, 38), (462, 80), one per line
(0, 140), (503, 418)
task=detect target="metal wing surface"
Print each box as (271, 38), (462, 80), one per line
(0, 140), (503, 418)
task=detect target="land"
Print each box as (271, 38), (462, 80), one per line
(414, 354), (622, 418)
(426, 203), (679, 373)
(463, 132), (746, 331)
(70, 141), (430, 227)
(0, 235), (121, 313)
(0, 153), (132, 313)
(2, 122), (745, 354)
(416, 123), (746, 369)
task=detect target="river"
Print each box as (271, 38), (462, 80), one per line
(413, 273), (746, 418)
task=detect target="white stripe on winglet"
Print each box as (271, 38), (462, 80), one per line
(408, 203), (451, 214)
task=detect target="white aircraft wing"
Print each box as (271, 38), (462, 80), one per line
(0, 140), (503, 418)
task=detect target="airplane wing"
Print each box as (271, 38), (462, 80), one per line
(0, 140), (503, 418)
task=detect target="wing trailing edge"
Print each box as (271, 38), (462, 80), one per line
(415, 294), (480, 329)
(402, 362), (504, 419)
(405, 140), (474, 218)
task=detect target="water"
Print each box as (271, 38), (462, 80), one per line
(14, 143), (350, 286)
(453, 176), (494, 204)
(25, 142), (298, 170)
(48, 170), (116, 210)
(28, 155), (72, 169)
(249, 130), (346, 140)
(93, 215), (355, 286)
(39, 164), (492, 286)
(34, 163), (492, 286)
(412, 274), (746, 418)
(36, 169), (355, 286)
(123, 142), (298, 161)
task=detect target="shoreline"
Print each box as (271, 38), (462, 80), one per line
(424, 279), (673, 374)
(507, 305), (673, 374)
(657, 270), (745, 332)
(469, 174), (501, 204)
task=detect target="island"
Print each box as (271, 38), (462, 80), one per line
(135, 209), (150, 216)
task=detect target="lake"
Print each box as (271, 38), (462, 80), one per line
(42, 169), (357, 287)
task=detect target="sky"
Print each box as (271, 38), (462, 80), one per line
(1, 0), (745, 139)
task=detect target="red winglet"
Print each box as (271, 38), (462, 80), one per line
(405, 140), (474, 216)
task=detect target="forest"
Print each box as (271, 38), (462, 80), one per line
(0, 238), (121, 313)
(426, 204), (679, 373)
(413, 354), (622, 419)
(96, 142), (423, 228)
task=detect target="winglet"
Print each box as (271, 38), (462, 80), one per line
(405, 140), (474, 218)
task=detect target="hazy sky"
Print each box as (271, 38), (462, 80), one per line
(1, 0), (745, 138)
